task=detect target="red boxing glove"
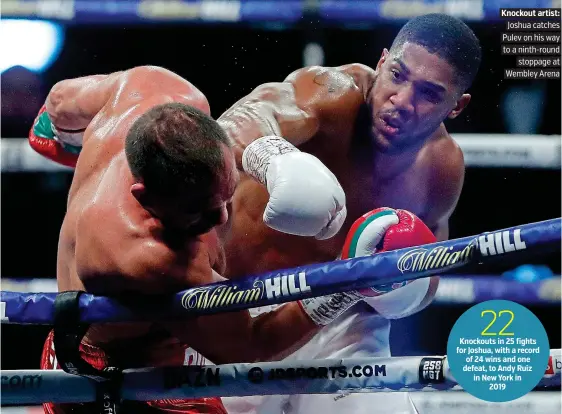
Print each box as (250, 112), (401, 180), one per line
(299, 208), (436, 326)
(341, 207), (436, 295)
(29, 105), (81, 168)
(379, 209), (436, 252)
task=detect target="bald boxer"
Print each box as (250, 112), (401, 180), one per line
(218, 14), (481, 413)
(30, 66), (390, 414)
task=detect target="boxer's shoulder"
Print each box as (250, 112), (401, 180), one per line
(416, 128), (465, 222)
(78, 229), (214, 294)
(281, 66), (365, 134)
(72, 190), (214, 293)
(337, 63), (376, 94)
(103, 66), (210, 116)
(427, 129), (465, 175)
(285, 65), (364, 106)
(84, 67), (210, 148)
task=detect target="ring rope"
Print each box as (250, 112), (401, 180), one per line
(3, 135), (561, 172)
(2, 350), (560, 405)
(1, 218), (560, 325)
(2, 275), (560, 305)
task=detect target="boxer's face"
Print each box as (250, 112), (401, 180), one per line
(176, 146), (238, 236)
(135, 145), (239, 236)
(369, 42), (471, 153)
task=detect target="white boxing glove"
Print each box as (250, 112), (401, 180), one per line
(242, 136), (346, 240)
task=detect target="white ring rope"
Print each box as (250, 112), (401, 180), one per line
(2, 135), (560, 172)
(2, 350), (560, 405)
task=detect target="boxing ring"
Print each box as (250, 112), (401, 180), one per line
(1, 218), (561, 411)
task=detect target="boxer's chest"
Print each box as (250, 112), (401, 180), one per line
(330, 144), (431, 232)
(344, 163), (430, 221)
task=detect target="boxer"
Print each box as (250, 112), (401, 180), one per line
(30, 66), (392, 413)
(217, 14), (481, 413)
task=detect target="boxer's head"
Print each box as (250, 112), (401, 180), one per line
(125, 103), (238, 236)
(369, 13), (481, 153)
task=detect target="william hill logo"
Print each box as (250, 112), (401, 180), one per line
(397, 228), (527, 274)
(478, 229), (527, 256)
(182, 280), (265, 310)
(397, 240), (477, 274)
(181, 272), (311, 311)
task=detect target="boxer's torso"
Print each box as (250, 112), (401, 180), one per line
(56, 74), (225, 352)
(225, 65), (455, 277)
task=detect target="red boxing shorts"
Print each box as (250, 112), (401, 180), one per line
(40, 330), (227, 413)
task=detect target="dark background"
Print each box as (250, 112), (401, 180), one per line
(2, 20), (560, 369)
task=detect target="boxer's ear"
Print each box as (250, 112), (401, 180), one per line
(448, 94), (471, 119)
(375, 48), (389, 74)
(130, 182), (146, 202)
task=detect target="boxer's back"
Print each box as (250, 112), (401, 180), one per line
(55, 68), (219, 347)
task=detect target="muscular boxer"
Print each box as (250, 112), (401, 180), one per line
(29, 66), (388, 414)
(217, 14), (481, 413)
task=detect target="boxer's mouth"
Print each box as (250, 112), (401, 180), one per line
(378, 115), (401, 136)
(382, 114), (403, 129)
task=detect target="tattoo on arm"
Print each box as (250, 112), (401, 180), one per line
(313, 72), (338, 93)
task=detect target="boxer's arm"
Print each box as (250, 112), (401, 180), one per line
(45, 72), (123, 132)
(425, 136), (465, 242)
(76, 228), (318, 363)
(218, 65), (365, 169)
(32, 66), (209, 166)
(46, 66), (209, 132)
(29, 73), (123, 166)
(411, 138), (465, 313)
(184, 300), (319, 364)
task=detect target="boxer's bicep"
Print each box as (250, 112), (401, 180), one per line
(218, 80), (321, 168)
(48, 66), (209, 133)
(220, 66), (361, 168)
(46, 72), (123, 131)
(285, 66), (364, 137)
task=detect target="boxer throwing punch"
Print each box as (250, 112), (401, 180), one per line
(218, 13), (481, 414)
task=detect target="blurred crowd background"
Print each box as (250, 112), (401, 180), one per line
(1, 0), (561, 370)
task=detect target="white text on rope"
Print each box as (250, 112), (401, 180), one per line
(265, 272), (311, 300)
(479, 229), (526, 257)
(1, 302), (8, 322)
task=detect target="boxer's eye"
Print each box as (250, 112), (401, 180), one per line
(391, 69), (404, 82)
(421, 88), (441, 103)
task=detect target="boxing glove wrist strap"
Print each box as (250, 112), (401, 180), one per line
(299, 291), (364, 326)
(241, 136), (299, 184)
(33, 108), (83, 154)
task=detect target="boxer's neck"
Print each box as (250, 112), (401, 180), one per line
(371, 137), (425, 180)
